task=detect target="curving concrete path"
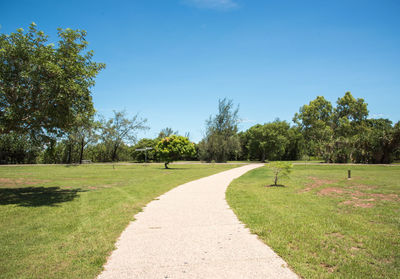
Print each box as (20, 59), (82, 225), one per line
(98, 164), (298, 279)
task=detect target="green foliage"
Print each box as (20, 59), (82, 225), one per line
(131, 138), (158, 162)
(334, 92), (369, 124)
(292, 92), (397, 163)
(84, 142), (109, 162)
(38, 119), (100, 164)
(0, 23), (105, 137)
(352, 119), (400, 164)
(284, 126), (305, 160)
(70, 120), (100, 164)
(199, 98), (241, 162)
(156, 135), (196, 168)
(100, 111), (148, 162)
(40, 139), (65, 164)
(0, 132), (41, 164)
(293, 96), (334, 158)
(244, 120), (304, 162)
(267, 161), (293, 186)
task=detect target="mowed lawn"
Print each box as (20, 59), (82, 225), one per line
(227, 164), (400, 279)
(0, 163), (239, 279)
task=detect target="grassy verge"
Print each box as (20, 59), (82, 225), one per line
(226, 164), (400, 278)
(226, 160), (323, 164)
(0, 163), (239, 279)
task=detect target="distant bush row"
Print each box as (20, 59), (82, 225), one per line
(1, 25), (399, 164)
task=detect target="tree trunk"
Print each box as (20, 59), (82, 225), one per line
(111, 144), (119, 162)
(164, 162), (169, 169)
(67, 143), (72, 164)
(79, 138), (84, 164)
(274, 175), (278, 186)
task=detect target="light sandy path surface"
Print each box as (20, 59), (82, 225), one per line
(98, 164), (298, 279)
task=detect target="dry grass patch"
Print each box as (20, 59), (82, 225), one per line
(318, 187), (345, 196)
(298, 176), (337, 193)
(316, 180), (399, 209)
(0, 177), (50, 187)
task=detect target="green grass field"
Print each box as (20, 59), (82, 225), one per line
(226, 164), (400, 278)
(0, 163), (239, 279)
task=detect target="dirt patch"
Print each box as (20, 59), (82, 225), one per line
(0, 177), (49, 187)
(345, 191), (400, 204)
(318, 187), (345, 196)
(99, 184), (114, 188)
(299, 177), (337, 193)
(354, 202), (375, 208)
(341, 201), (374, 208)
(62, 177), (91, 181)
(340, 197), (375, 208)
(350, 184), (377, 191)
(0, 178), (14, 185)
(352, 192), (399, 202)
(88, 186), (97, 190)
(318, 184), (399, 208)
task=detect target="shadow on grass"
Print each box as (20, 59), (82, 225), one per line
(265, 184), (286, 187)
(159, 167), (189, 170)
(0, 187), (86, 207)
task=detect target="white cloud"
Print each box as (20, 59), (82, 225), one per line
(183, 0), (239, 11)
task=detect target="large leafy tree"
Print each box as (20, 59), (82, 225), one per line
(0, 23), (105, 137)
(156, 135), (196, 169)
(246, 121), (289, 162)
(66, 118), (100, 164)
(293, 96), (334, 160)
(333, 91), (368, 137)
(245, 120), (303, 162)
(353, 119), (400, 164)
(100, 111), (148, 162)
(283, 126), (305, 160)
(327, 92), (369, 162)
(199, 98), (241, 162)
(292, 92), (398, 163)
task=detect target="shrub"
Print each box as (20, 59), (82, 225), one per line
(267, 161), (293, 186)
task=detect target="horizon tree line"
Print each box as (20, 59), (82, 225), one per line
(1, 24), (399, 164)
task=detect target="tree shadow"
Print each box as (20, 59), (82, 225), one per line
(0, 187), (86, 207)
(163, 168), (188, 170)
(65, 164), (80, 168)
(159, 167), (188, 170)
(265, 184), (286, 187)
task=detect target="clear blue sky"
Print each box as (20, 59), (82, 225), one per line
(1, 0), (399, 142)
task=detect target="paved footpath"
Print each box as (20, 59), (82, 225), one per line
(98, 164), (298, 279)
